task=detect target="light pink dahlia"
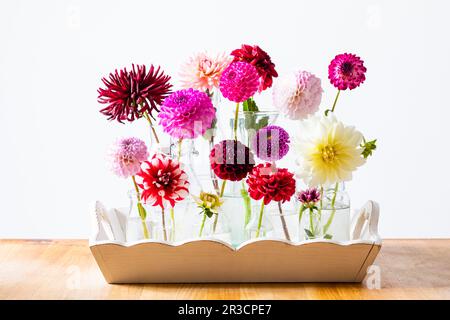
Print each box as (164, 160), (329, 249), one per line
(158, 88), (216, 139)
(109, 137), (149, 178)
(328, 53), (367, 90)
(273, 71), (322, 120)
(219, 62), (259, 103)
(179, 52), (232, 92)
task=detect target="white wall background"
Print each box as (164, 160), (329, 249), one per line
(1, 0), (449, 238)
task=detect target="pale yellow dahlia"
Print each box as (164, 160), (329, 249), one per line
(294, 115), (365, 186)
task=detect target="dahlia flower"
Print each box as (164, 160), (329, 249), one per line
(98, 64), (172, 123)
(109, 137), (149, 178)
(219, 62), (259, 103)
(210, 140), (255, 181)
(231, 44), (278, 92)
(273, 71), (322, 120)
(251, 125), (290, 161)
(246, 163), (296, 205)
(135, 154), (189, 209)
(297, 188), (321, 207)
(294, 114), (365, 186)
(328, 53), (366, 90)
(179, 52), (231, 92)
(158, 88), (216, 139)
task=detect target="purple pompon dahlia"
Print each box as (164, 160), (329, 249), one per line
(251, 125), (290, 161)
(219, 61), (259, 103)
(109, 137), (149, 178)
(297, 188), (321, 207)
(158, 88), (216, 139)
(210, 140), (255, 181)
(98, 64), (172, 123)
(328, 53), (367, 90)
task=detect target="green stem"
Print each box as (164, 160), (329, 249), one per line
(241, 181), (252, 227)
(330, 90), (341, 113)
(131, 175), (149, 239)
(309, 207), (314, 236)
(219, 180), (227, 198)
(177, 138), (182, 161)
(255, 202), (265, 238)
(233, 103), (239, 141)
(161, 207), (167, 241)
(278, 202), (291, 241)
(199, 213), (207, 237)
(170, 207), (175, 241)
(323, 183), (339, 235)
(143, 111), (160, 145)
(212, 213), (218, 233)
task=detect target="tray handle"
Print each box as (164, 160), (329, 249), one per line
(351, 200), (380, 244)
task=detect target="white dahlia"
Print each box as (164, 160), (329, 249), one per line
(294, 114), (365, 186)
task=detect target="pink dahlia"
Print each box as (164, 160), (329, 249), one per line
(135, 154), (189, 208)
(246, 163), (296, 205)
(98, 64), (172, 123)
(109, 137), (149, 178)
(179, 52), (232, 92)
(328, 53), (367, 90)
(158, 88), (216, 139)
(219, 62), (259, 103)
(297, 188), (321, 206)
(231, 44), (278, 92)
(273, 70), (322, 120)
(210, 140), (255, 181)
(251, 125), (290, 161)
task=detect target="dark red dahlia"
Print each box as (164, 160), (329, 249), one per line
(246, 163), (296, 205)
(97, 64), (172, 123)
(231, 44), (278, 92)
(210, 140), (255, 181)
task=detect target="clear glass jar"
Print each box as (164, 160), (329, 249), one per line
(126, 190), (152, 241)
(297, 183), (350, 241)
(246, 201), (297, 241)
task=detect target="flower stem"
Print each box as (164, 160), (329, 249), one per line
(233, 103), (240, 141)
(330, 90), (341, 113)
(161, 207), (167, 241)
(170, 207), (175, 241)
(212, 213), (218, 233)
(209, 137), (220, 195)
(199, 212), (207, 237)
(131, 175), (149, 239)
(219, 180), (227, 197)
(144, 111), (160, 145)
(255, 202), (265, 238)
(309, 207), (314, 237)
(241, 181), (252, 227)
(177, 138), (182, 161)
(278, 202), (291, 241)
(298, 205), (306, 223)
(323, 182), (339, 235)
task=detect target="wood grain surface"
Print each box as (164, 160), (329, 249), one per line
(1, 239), (449, 299)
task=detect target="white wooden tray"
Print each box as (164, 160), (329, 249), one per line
(90, 201), (381, 284)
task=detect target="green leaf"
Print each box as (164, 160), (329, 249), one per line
(304, 229), (315, 238)
(324, 234), (333, 240)
(137, 203), (147, 220)
(255, 116), (269, 131)
(361, 138), (377, 159)
(242, 97), (259, 112)
(325, 109), (331, 116)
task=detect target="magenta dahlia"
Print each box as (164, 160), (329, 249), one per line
(97, 64), (172, 123)
(210, 140), (255, 181)
(328, 53), (367, 90)
(108, 137), (149, 178)
(297, 188), (321, 207)
(246, 163), (296, 205)
(158, 88), (216, 139)
(135, 153), (189, 209)
(231, 44), (278, 92)
(219, 62), (259, 103)
(251, 125), (290, 161)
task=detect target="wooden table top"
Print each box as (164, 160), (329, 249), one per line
(0, 239), (449, 299)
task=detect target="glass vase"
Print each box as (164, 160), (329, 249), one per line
(220, 194), (250, 247)
(126, 190), (152, 241)
(237, 111), (279, 150)
(297, 183), (350, 241)
(150, 206), (174, 242)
